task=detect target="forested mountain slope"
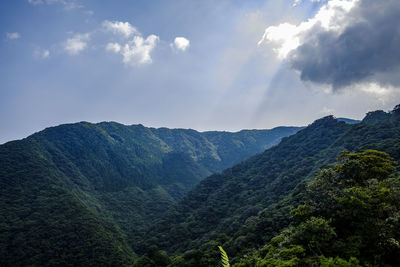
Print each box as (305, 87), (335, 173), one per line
(0, 121), (299, 266)
(235, 149), (400, 266)
(145, 107), (400, 265)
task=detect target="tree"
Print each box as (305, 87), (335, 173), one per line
(244, 150), (400, 266)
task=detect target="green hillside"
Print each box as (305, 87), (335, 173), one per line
(145, 106), (400, 266)
(2, 106), (399, 266)
(235, 149), (400, 266)
(0, 122), (299, 266)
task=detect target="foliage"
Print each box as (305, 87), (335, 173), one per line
(219, 246), (230, 267)
(237, 150), (400, 266)
(147, 106), (400, 265)
(132, 245), (171, 267)
(0, 121), (297, 266)
(147, 116), (350, 254)
(0, 141), (136, 266)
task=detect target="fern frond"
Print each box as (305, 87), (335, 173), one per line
(218, 246), (230, 267)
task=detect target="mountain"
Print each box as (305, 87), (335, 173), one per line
(2, 106), (398, 267)
(145, 107), (400, 265)
(0, 121), (300, 266)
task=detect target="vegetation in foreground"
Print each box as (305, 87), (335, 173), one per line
(131, 150), (400, 266)
(234, 150), (400, 266)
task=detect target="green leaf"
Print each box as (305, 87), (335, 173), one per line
(218, 246), (230, 267)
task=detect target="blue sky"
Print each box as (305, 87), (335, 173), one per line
(1, 0), (400, 144)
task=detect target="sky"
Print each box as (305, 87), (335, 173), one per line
(1, 0), (400, 144)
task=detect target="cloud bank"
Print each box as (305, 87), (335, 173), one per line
(260, 0), (400, 90)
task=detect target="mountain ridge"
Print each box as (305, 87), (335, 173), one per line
(144, 109), (400, 265)
(0, 121), (301, 266)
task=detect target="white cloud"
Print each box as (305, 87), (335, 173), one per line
(293, 0), (302, 6)
(103, 21), (159, 65)
(106, 42), (121, 53)
(34, 48), (50, 59)
(28, 0), (43, 5)
(6, 32), (21, 40)
(121, 35), (159, 65)
(106, 35), (159, 65)
(64, 33), (90, 55)
(171, 37), (190, 51)
(28, 0), (83, 9)
(293, 0), (322, 7)
(61, 20), (158, 65)
(259, 0), (358, 58)
(102, 20), (138, 38)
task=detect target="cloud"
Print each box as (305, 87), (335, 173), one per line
(34, 48), (50, 59)
(106, 42), (121, 53)
(259, 0), (400, 90)
(27, 0), (43, 5)
(102, 20), (138, 38)
(171, 37), (190, 51)
(103, 20), (159, 65)
(292, 0), (322, 7)
(259, 0), (356, 58)
(106, 35), (159, 65)
(27, 0), (83, 9)
(64, 33), (89, 55)
(122, 35), (159, 65)
(6, 32), (21, 40)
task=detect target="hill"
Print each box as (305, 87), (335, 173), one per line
(0, 122), (300, 266)
(145, 107), (400, 266)
(235, 149), (400, 266)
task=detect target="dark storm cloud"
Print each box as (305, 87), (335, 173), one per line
(289, 0), (400, 89)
